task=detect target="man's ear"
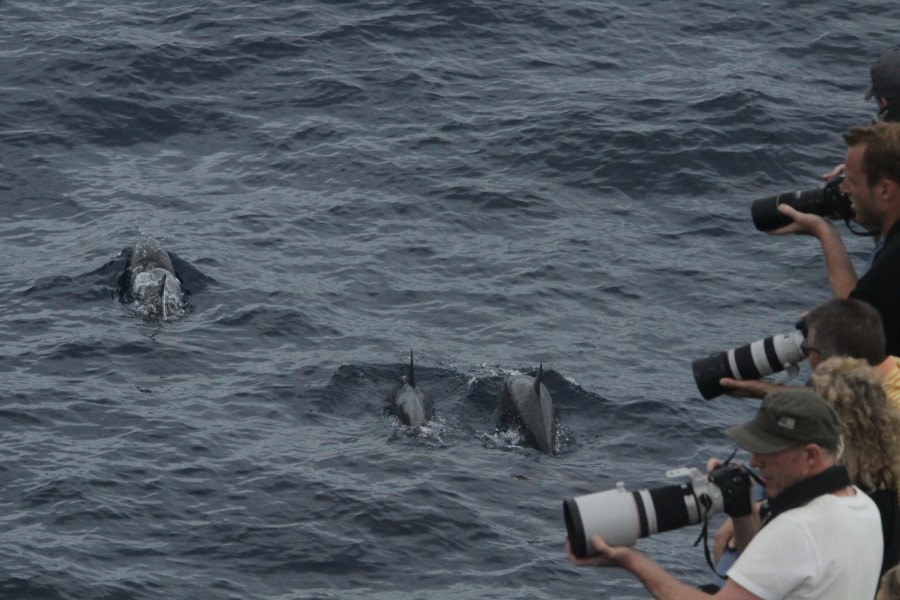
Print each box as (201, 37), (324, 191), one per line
(879, 177), (897, 202)
(803, 443), (824, 464)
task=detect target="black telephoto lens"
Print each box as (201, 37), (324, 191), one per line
(751, 188), (826, 232)
(750, 176), (851, 232)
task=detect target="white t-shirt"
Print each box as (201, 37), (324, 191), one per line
(727, 488), (882, 600)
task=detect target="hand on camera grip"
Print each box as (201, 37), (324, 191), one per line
(710, 466), (753, 518)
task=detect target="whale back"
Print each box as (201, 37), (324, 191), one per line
(129, 238), (176, 279)
(498, 365), (555, 454)
(386, 350), (434, 427)
(127, 238), (184, 318)
(389, 385), (433, 427)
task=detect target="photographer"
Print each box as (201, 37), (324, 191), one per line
(567, 389), (883, 599)
(770, 122), (900, 357)
(822, 49), (900, 181)
(720, 298), (899, 405)
(869, 49), (900, 124)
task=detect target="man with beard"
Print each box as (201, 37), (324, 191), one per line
(772, 122), (900, 356)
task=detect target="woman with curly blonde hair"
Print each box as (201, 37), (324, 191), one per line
(812, 356), (900, 574)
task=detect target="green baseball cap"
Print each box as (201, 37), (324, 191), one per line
(725, 389), (842, 454)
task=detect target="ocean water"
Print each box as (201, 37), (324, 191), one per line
(2, 1), (899, 598)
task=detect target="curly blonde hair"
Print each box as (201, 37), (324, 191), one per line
(811, 357), (900, 492)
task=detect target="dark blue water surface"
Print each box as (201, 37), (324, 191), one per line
(3, 1), (900, 598)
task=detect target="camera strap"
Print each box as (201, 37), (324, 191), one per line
(692, 498), (724, 579)
(693, 450), (746, 579)
(845, 218), (880, 237)
(759, 465), (851, 527)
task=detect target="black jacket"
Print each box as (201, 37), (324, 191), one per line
(878, 103), (900, 123)
(866, 486), (900, 574)
(851, 220), (900, 356)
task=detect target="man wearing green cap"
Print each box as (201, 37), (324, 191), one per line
(567, 389), (883, 599)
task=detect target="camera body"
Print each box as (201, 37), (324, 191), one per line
(751, 175), (852, 232)
(563, 464), (751, 558)
(691, 329), (806, 400)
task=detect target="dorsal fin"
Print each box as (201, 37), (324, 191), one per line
(157, 273), (168, 319)
(407, 348), (416, 388)
(533, 362), (543, 398)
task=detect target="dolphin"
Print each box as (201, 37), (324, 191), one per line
(496, 363), (556, 454)
(128, 237), (184, 319)
(385, 350), (434, 427)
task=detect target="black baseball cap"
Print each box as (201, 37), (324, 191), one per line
(866, 49), (900, 101)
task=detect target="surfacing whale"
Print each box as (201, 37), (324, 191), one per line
(496, 363), (556, 454)
(128, 237), (184, 319)
(385, 350), (434, 427)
